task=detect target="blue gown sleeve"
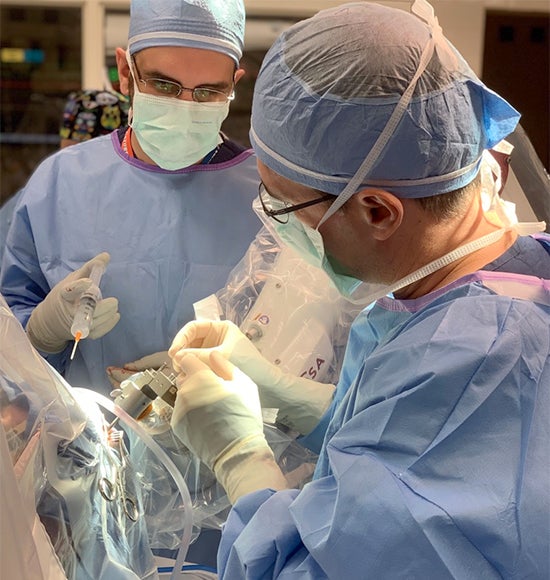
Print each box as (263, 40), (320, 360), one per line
(218, 457), (503, 579)
(0, 173), (53, 327)
(0, 171), (71, 372)
(218, 489), (329, 580)
(296, 403), (332, 455)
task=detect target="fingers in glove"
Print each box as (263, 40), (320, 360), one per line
(125, 351), (171, 372)
(209, 351), (234, 381)
(171, 346), (213, 372)
(60, 278), (94, 305)
(173, 354), (228, 413)
(169, 320), (235, 356)
(88, 297), (120, 339)
(170, 321), (211, 355)
(178, 351), (240, 383)
(175, 352), (212, 382)
(78, 252), (110, 277)
(106, 365), (138, 389)
(170, 321), (245, 372)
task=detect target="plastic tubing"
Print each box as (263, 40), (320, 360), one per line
(74, 389), (193, 580)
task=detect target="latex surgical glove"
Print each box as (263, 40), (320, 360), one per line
(171, 351), (288, 504)
(26, 252), (119, 353)
(106, 350), (173, 389)
(169, 320), (335, 435)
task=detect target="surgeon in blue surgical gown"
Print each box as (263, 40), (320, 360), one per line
(167, 1), (550, 578)
(0, 0), (261, 396)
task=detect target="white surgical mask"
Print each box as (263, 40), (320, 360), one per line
(272, 213), (366, 299)
(131, 91), (229, 170)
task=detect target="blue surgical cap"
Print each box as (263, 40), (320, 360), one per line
(128, 0), (245, 65)
(250, 1), (520, 198)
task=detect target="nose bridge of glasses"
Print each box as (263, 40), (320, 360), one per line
(177, 85), (197, 100)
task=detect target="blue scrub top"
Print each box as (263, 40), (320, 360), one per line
(0, 131), (262, 395)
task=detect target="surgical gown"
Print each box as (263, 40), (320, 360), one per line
(218, 236), (550, 579)
(0, 131), (261, 395)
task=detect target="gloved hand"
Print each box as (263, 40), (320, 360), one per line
(26, 252), (119, 353)
(171, 351), (287, 504)
(106, 350), (173, 389)
(169, 320), (335, 435)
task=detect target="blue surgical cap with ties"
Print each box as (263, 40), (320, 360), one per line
(128, 0), (245, 65)
(250, 0), (520, 217)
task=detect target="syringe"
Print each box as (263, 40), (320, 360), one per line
(70, 262), (106, 360)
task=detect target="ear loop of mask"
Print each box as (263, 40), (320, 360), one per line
(481, 148), (512, 227)
(125, 49), (138, 125)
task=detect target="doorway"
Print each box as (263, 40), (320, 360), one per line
(482, 10), (550, 171)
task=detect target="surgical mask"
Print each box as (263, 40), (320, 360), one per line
(131, 91), (229, 170)
(272, 214), (366, 298)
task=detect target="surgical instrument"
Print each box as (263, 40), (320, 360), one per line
(98, 431), (139, 522)
(109, 364), (178, 429)
(70, 262), (105, 360)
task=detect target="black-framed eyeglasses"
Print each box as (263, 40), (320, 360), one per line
(132, 58), (235, 103)
(258, 182), (334, 224)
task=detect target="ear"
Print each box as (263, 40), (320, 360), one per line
(115, 47), (131, 96)
(355, 189), (403, 241)
(234, 67), (246, 85)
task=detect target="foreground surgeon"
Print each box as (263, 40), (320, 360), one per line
(167, 1), (550, 577)
(0, 0), (261, 395)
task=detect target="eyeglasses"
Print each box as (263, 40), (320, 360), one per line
(258, 182), (334, 224)
(132, 59), (235, 103)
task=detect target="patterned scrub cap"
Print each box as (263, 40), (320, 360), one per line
(59, 89), (130, 143)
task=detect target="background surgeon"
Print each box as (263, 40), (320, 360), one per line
(0, 0), (261, 396)
(168, 1), (550, 577)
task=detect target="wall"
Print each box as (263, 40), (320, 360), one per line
(2, 1), (548, 84)
(243, 1), (549, 76)
(104, 1), (549, 78)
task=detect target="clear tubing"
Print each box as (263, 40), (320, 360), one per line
(75, 388), (194, 580)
